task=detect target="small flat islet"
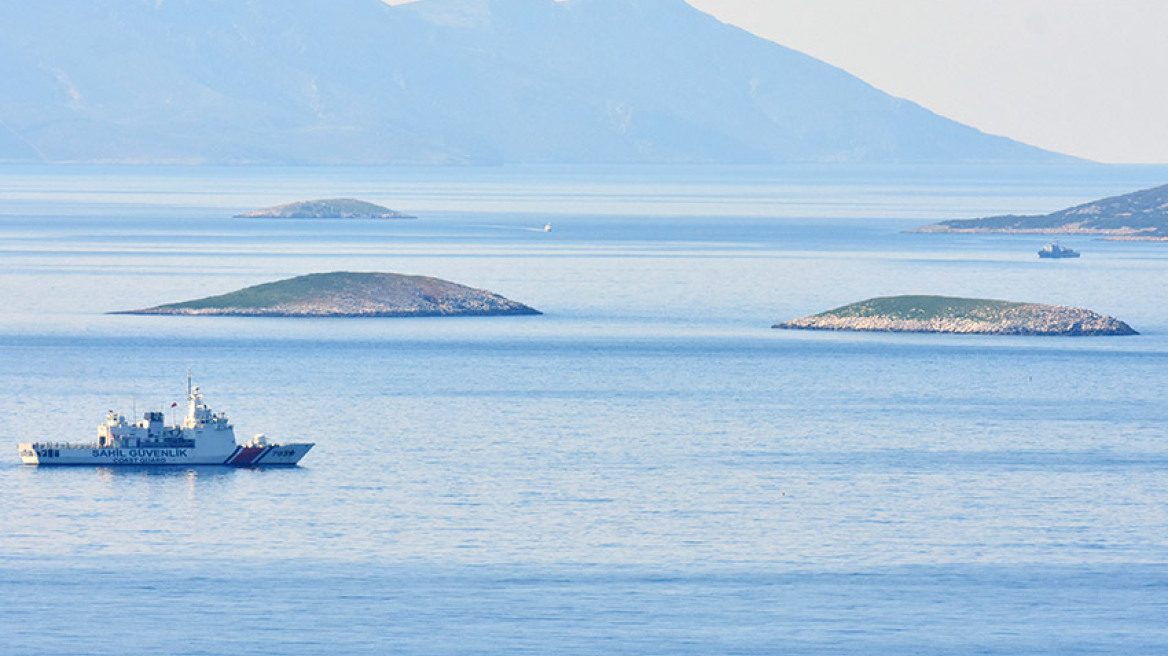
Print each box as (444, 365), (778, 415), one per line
(235, 198), (415, 219)
(775, 295), (1135, 336)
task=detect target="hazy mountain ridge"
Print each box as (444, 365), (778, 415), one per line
(0, 0), (1069, 165)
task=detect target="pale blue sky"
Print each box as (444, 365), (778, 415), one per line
(386, 0), (1168, 164)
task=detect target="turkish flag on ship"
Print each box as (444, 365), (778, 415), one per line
(171, 402), (178, 408)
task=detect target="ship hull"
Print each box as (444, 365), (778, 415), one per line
(18, 443), (313, 466)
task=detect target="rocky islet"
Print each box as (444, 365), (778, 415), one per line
(774, 295), (1136, 336)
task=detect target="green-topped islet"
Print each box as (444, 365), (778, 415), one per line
(115, 272), (540, 318)
(774, 295), (1135, 336)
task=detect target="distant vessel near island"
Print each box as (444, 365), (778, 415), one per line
(1038, 242), (1080, 259)
(235, 198), (415, 219)
(775, 295), (1135, 336)
(114, 271), (540, 318)
(18, 376), (313, 466)
(911, 182), (1168, 239)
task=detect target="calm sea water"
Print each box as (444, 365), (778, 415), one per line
(2, 164), (1168, 654)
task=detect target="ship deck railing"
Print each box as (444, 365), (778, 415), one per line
(28, 439), (197, 449)
(26, 442), (100, 450)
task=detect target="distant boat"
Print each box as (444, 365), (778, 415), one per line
(544, 223), (552, 232)
(1038, 242), (1080, 259)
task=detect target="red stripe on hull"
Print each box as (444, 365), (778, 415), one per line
(229, 446), (265, 466)
(250, 446), (274, 465)
(222, 446), (242, 465)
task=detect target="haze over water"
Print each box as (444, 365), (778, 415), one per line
(2, 164), (1168, 654)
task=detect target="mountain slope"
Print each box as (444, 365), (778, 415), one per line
(0, 0), (1069, 165)
(914, 183), (1168, 236)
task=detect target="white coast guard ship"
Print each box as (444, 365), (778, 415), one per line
(18, 377), (313, 467)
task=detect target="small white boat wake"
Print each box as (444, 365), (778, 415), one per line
(478, 223), (553, 233)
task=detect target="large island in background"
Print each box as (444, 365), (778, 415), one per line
(115, 272), (540, 318)
(0, 0), (1068, 166)
(775, 295), (1136, 336)
(912, 183), (1168, 239)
